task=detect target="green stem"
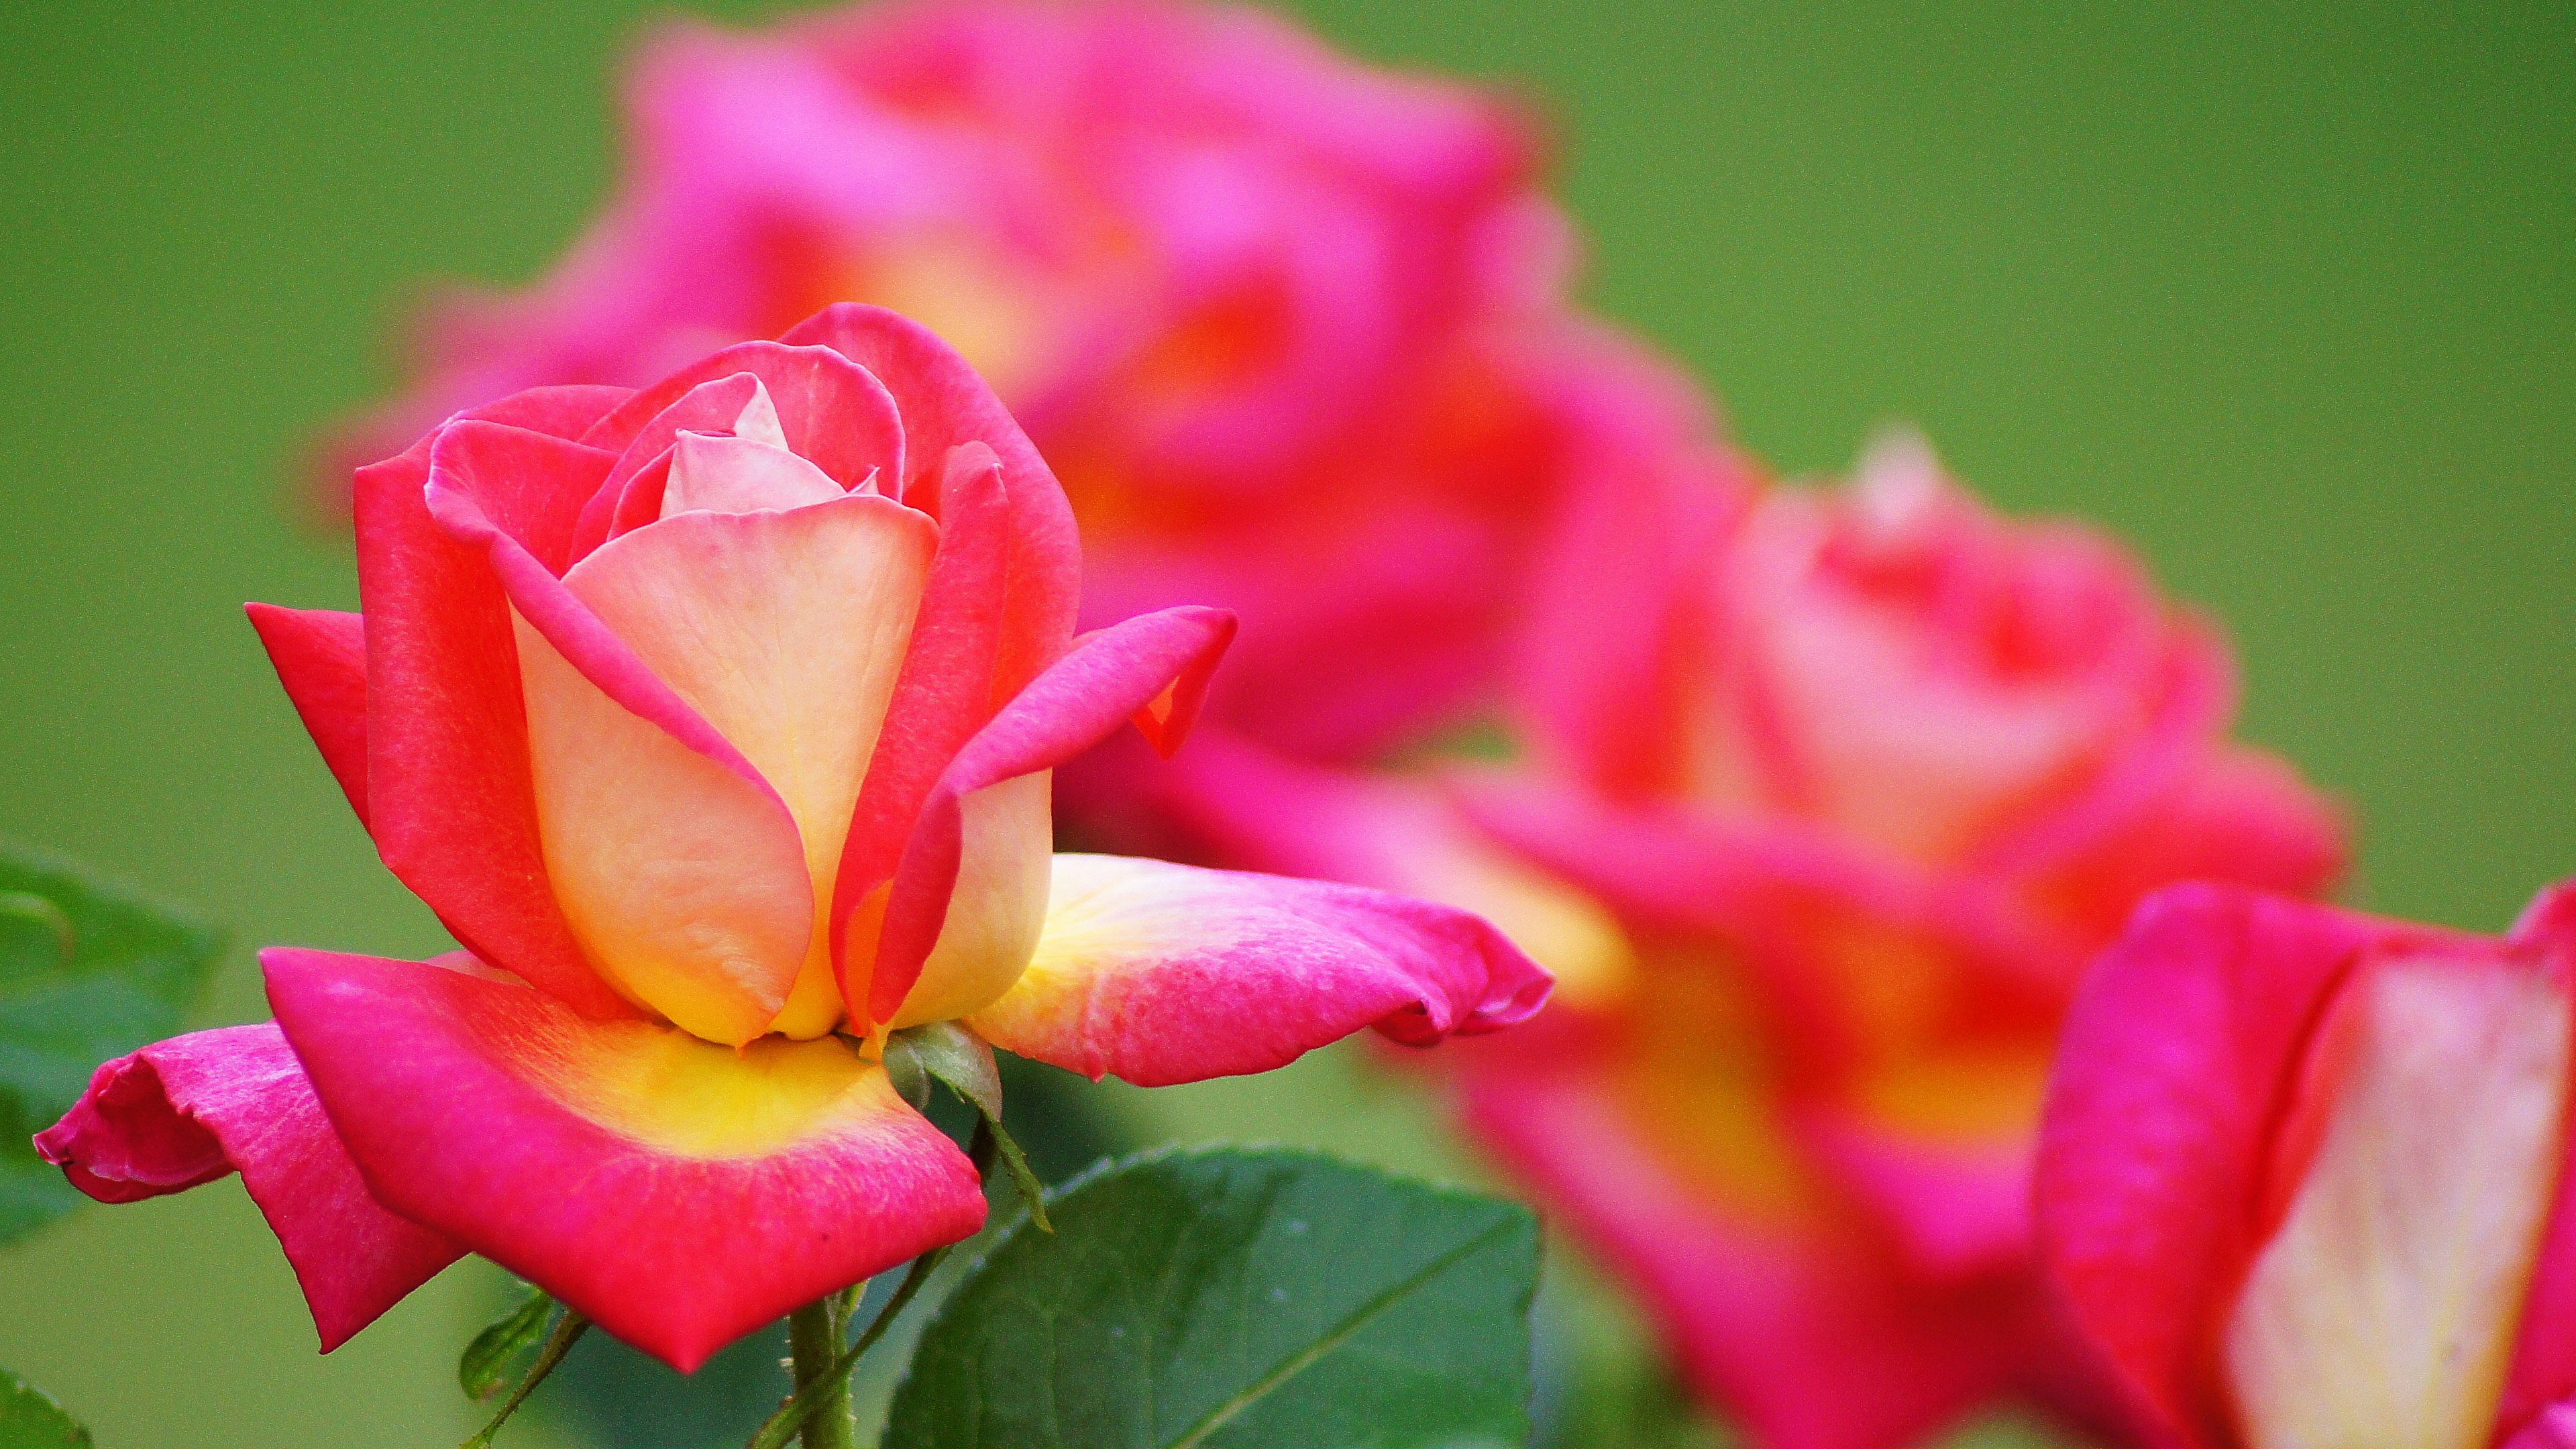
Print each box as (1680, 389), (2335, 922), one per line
(749, 1123), (996, 1449)
(784, 1301), (858, 1449)
(460, 1309), (588, 1449)
(751, 1246), (951, 1449)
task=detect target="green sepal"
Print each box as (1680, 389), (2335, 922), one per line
(883, 1021), (1050, 1232)
(460, 1282), (556, 1401)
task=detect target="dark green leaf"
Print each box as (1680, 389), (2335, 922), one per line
(886, 1145), (1539, 1449)
(460, 1283), (556, 1401)
(0, 1367), (93, 1448)
(0, 841), (223, 1245)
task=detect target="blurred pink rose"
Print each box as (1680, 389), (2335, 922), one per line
(327, 0), (1702, 820)
(1163, 435), (2347, 1449)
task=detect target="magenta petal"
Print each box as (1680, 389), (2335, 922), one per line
(2031, 883), (2465, 1447)
(2498, 885), (2576, 1438)
(263, 947), (987, 1371)
(354, 431), (637, 1022)
(461, 383), (633, 445)
(862, 604), (1236, 1026)
(570, 370), (761, 558)
(2508, 1405), (2576, 1449)
(830, 445), (1012, 989)
(246, 604), (370, 828)
(969, 853), (1550, 1086)
(423, 443), (790, 808)
(34, 1024), (465, 1352)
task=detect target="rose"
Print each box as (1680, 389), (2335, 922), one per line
(322, 0), (1696, 807)
(1154, 435), (2346, 1448)
(2038, 879), (2576, 1449)
(35, 306), (1548, 1369)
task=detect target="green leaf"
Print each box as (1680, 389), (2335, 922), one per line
(460, 1283), (556, 1401)
(0, 841), (224, 1245)
(885, 1145), (1539, 1449)
(0, 1367), (93, 1448)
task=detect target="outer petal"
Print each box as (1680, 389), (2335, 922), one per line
(779, 305), (1080, 702)
(246, 604), (370, 828)
(861, 606), (1236, 1028)
(354, 426), (636, 1020)
(829, 445), (1014, 985)
(464, 383), (633, 445)
(262, 948), (986, 1372)
(967, 853), (1550, 1087)
(2031, 884), (2470, 1447)
(2474, 883), (2576, 1442)
(32, 1024), (465, 1352)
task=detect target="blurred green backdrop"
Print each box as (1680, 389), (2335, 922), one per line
(1, 1), (2568, 1444)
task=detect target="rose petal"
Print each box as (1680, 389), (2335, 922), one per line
(354, 426), (635, 1020)
(968, 853), (1549, 1085)
(577, 339), (902, 494)
(778, 305), (1079, 704)
(860, 605), (1234, 1028)
(33, 1024), (466, 1352)
(264, 947), (985, 1372)
(519, 493), (934, 1042)
(2033, 883), (2475, 1446)
(246, 604), (370, 828)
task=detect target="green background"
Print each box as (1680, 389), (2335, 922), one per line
(1, 1), (2567, 1444)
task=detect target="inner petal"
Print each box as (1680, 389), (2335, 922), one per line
(880, 772), (1055, 1031)
(2225, 953), (2572, 1449)
(661, 432), (851, 518)
(515, 615), (812, 1045)
(529, 491), (936, 1042)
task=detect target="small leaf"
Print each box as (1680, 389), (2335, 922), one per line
(0, 1367), (93, 1448)
(885, 1146), (1540, 1449)
(461, 1283), (557, 1401)
(0, 841), (224, 1245)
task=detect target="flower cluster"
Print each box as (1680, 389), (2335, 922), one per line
(34, 1), (2567, 1444)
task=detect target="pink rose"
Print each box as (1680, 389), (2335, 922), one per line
(325, 0), (1697, 814)
(38, 308), (1546, 1369)
(1159, 435), (2345, 1448)
(2039, 880), (2576, 1449)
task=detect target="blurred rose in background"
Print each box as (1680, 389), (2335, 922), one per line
(327, 0), (1716, 852)
(1168, 436), (2347, 1448)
